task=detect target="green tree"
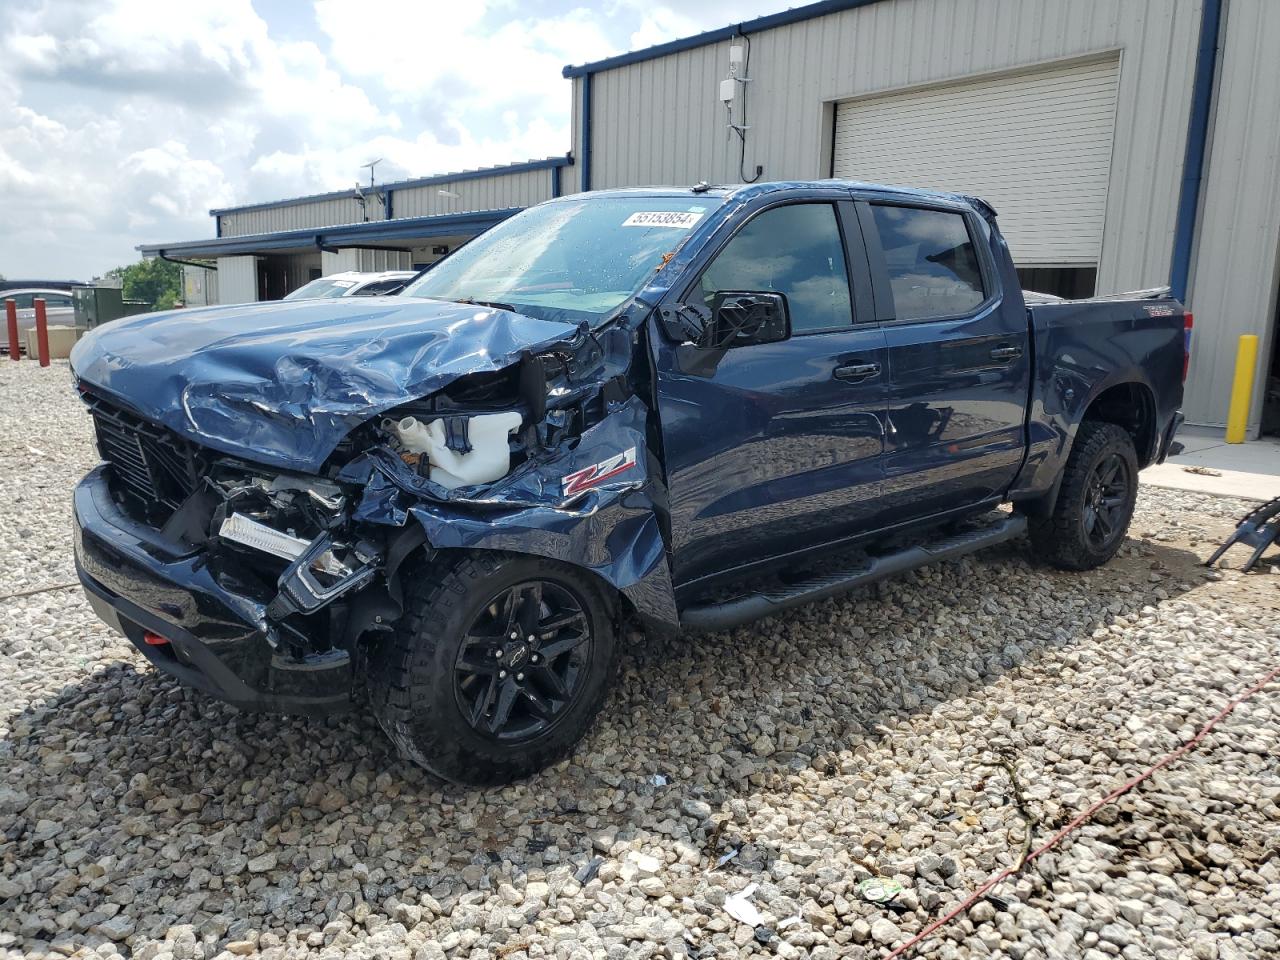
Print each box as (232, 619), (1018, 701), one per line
(104, 258), (183, 310)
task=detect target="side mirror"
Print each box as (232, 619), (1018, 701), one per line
(701, 292), (790, 349)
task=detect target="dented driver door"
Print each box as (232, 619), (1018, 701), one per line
(652, 198), (888, 588)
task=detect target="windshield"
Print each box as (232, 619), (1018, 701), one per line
(401, 195), (722, 323)
(283, 277), (361, 300)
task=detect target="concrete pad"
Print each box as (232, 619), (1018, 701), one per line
(1141, 425), (1280, 500)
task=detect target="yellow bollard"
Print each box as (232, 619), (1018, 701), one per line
(1225, 334), (1259, 443)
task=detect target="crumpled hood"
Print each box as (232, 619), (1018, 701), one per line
(69, 296), (579, 473)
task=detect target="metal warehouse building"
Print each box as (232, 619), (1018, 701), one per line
(144, 156), (573, 303)
(141, 0), (1280, 434)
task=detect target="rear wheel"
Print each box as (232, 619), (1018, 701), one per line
(368, 552), (618, 785)
(1029, 421), (1138, 570)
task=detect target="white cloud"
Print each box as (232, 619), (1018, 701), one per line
(311, 0), (609, 171)
(0, 0), (792, 279)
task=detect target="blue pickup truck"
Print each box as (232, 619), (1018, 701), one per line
(70, 181), (1188, 783)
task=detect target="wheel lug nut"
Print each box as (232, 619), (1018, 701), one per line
(510, 631), (518, 639)
(499, 670), (507, 679)
(526, 635), (535, 643)
(530, 654), (539, 663)
(516, 672), (524, 681)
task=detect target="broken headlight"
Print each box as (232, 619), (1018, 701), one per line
(218, 512), (348, 575)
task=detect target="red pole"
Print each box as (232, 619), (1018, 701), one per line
(34, 298), (51, 367)
(4, 299), (18, 361)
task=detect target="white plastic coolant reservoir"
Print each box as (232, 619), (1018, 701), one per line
(389, 412), (523, 488)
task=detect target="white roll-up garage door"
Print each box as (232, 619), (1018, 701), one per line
(832, 57), (1120, 266)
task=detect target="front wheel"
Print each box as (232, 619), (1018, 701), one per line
(1028, 421), (1139, 571)
(368, 552), (618, 785)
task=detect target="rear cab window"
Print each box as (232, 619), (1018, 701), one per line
(352, 280), (407, 296)
(869, 205), (986, 321)
(284, 278), (359, 300)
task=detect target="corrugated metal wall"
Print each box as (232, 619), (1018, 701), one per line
(320, 249), (413, 274)
(182, 265), (218, 307)
(218, 196), (371, 238)
(1184, 0), (1280, 429)
(580, 0), (1202, 298)
(286, 254), (322, 291)
(215, 256), (258, 305)
(216, 168), (555, 238)
(393, 168), (553, 218)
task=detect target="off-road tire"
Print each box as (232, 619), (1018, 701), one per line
(1029, 420), (1139, 571)
(368, 551), (618, 785)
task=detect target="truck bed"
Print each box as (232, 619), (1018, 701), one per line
(1010, 287), (1187, 503)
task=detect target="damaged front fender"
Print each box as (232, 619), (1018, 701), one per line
(338, 396), (678, 630)
(74, 294), (681, 638)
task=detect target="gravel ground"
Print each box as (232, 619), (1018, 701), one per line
(1, 360), (1277, 960)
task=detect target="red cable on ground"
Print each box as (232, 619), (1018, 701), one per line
(884, 662), (1280, 959)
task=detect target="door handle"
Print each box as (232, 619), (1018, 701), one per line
(990, 345), (1023, 362)
(833, 361), (881, 382)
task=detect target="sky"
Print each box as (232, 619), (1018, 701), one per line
(0, 0), (796, 281)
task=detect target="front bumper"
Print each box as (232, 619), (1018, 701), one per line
(74, 465), (353, 716)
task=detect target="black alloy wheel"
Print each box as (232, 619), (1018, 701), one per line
(1027, 420), (1139, 571)
(453, 580), (592, 741)
(368, 552), (618, 784)
(1083, 452), (1132, 548)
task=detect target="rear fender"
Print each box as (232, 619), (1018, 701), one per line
(1011, 366), (1161, 512)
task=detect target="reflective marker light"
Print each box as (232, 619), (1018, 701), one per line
(1183, 312), (1194, 383)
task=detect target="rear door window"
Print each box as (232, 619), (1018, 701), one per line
(870, 205), (986, 321)
(699, 203), (853, 334)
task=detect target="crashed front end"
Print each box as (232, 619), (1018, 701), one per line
(71, 315), (675, 716)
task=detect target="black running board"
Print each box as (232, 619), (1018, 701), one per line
(679, 513), (1027, 632)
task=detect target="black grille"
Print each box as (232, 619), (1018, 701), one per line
(83, 390), (199, 522)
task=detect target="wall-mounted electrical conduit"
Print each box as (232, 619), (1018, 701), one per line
(723, 33), (763, 184)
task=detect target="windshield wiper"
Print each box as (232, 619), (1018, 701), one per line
(453, 297), (516, 312)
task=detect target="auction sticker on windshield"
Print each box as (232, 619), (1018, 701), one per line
(622, 211), (703, 228)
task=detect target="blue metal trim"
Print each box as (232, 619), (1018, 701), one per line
(1170, 0), (1223, 304)
(562, 0), (884, 77)
(138, 208), (524, 258)
(551, 163), (561, 198)
(581, 73), (592, 192)
(0, 280), (84, 293)
(212, 186), (374, 217)
(208, 157), (574, 217)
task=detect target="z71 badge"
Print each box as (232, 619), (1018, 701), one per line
(561, 447), (638, 496)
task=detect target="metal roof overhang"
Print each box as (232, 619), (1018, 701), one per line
(208, 156), (572, 218)
(562, 0), (884, 77)
(138, 207), (524, 259)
